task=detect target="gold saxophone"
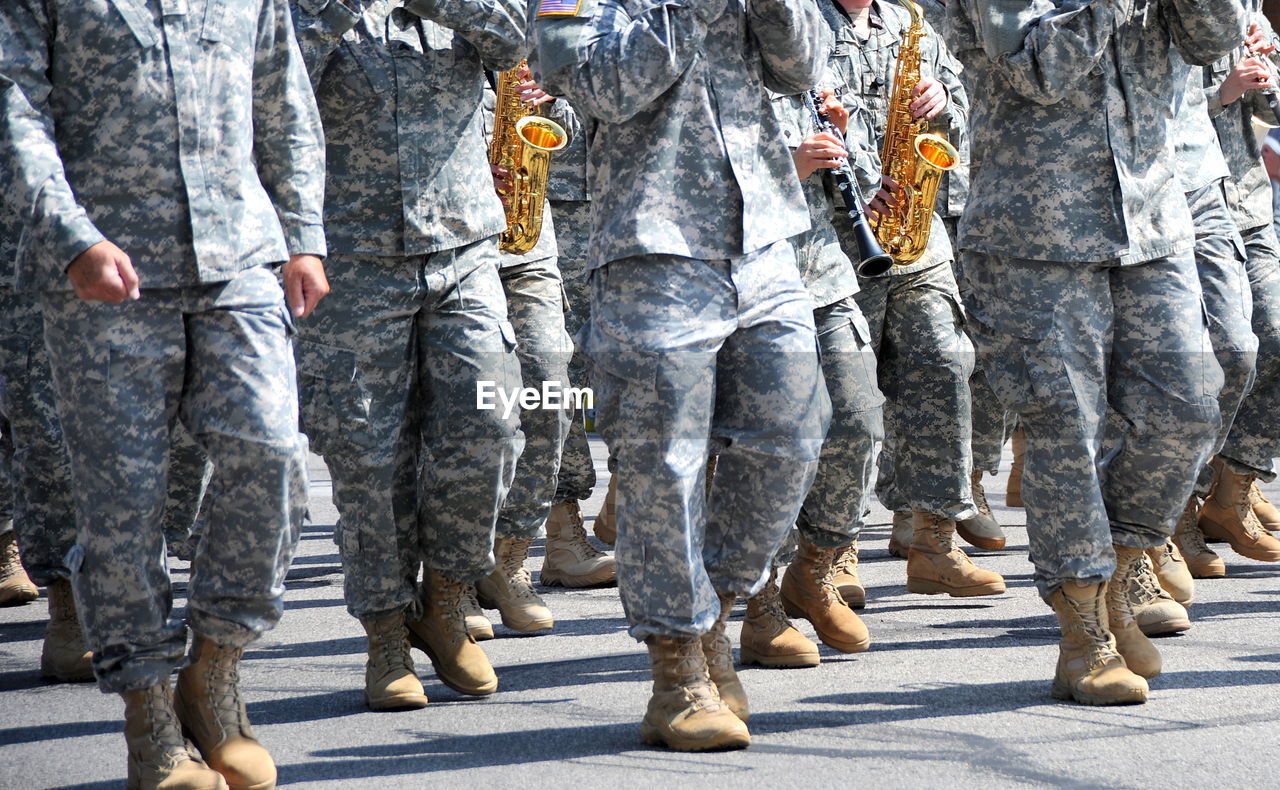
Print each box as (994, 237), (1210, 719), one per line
(489, 61), (569, 255)
(872, 0), (959, 265)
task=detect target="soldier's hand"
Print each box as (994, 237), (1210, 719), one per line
(909, 76), (947, 120)
(869, 175), (900, 219)
(67, 240), (140, 303)
(283, 254), (329, 318)
(793, 132), (848, 180)
(491, 163), (513, 204)
(819, 90), (849, 134)
(1245, 22), (1274, 55)
(1222, 57), (1275, 106)
(516, 63), (554, 107)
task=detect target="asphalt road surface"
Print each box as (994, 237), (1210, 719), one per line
(3, 437), (1280, 789)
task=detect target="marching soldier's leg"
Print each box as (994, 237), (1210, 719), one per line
(294, 253), (429, 711)
(0, 426), (36, 607)
(162, 422), (212, 562)
(410, 239), (523, 698)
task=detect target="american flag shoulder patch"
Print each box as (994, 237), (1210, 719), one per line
(538, 0), (583, 15)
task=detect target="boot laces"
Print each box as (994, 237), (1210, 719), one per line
(1065, 592), (1121, 670)
(971, 473), (993, 517)
(1127, 554), (1167, 607)
(202, 644), (251, 737)
(0, 533), (22, 582)
(1249, 481), (1275, 512)
(497, 539), (541, 602)
(140, 683), (190, 758)
(805, 547), (842, 604)
(667, 638), (718, 710)
(1230, 471), (1266, 537)
(563, 519), (607, 561)
(461, 583), (484, 618)
(432, 575), (474, 641)
(369, 616), (413, 673)
(1175, 499), (1212, 554)
(832, 544), (859, 579)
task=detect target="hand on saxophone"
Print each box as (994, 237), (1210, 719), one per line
(908, 75), (947, 121)
(868, 175), (902, 220)
(490, 163), (514, 207)
(515, 62), (555, 107)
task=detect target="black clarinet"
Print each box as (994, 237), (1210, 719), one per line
(802, 90), (893, 277)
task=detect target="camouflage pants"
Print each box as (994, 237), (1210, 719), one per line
(0, 423), (10, 530)
(1220, 221), (1280, 480)
(295, 241), (523, 621)
(855, 261), (976, 520)
(963, 251), (1222, 599)
(0, 289), (76, 585)
(949, 218), (1008, 475)
(1188, 183), (1258, 492)
(42, 266), (308, 692)
(497, 256), (574, 539)
(162, 423), (212, 549)
(795, 297), (884, 550)
(550, 199), (596, 503)
(585, 244), (829, 639)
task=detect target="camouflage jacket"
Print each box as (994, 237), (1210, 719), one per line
(822, 0), (967, 276)
(291, 0), (526, 257)
(1205, 0), (1276, 232)
(1173, 52), (1230, 194)
(770, 89), (880, 308)
(917, 0), (969, 221)
(544, 97), (589, 203)
(949, 0), (1246, 264)
(0, 0), (326, 292)
(532, 0), (829, 270)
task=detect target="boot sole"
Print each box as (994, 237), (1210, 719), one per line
(1222, 541), (1280, 562)
(1187, 565), (1226, 579)
(406, 630), (498, 697)
(836, 586), (866, 609)
(539, 567), (617, 588)
(473, 592), (554, 633)
(639, 721), (751, 751)
(906, 579), (1005, 597)
(739, 646), (820, 668)
(364, 690), (430, 711)
(955, 525), (1006, 551)
(467, 623), (495, 641)
(1050, 678), (1147, 705)
(1137, 618), (1192, 637)
(0, 587), (39, 606)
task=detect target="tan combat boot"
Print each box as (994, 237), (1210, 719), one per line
(41, 577), (94, 682)
(407, 570), (498, 696)
(1007, 427), (1026, 508)
(779, 541), (870, 653)
(830, 542), (865, 609)
(701, 591), (747, 721)
(541, 500), (617, 587)
(1107, 547), (1163, 678)
(740, 570), (819, 668)
(1146, 540), (1194, 606)
(174, 636), (276, 790)
(905, 512), (1006, 597)
(886, 511), (912, 559)
(1125, 552), (1191, 636)
(1048, 581), (1148, 705)
(957, 470), (1007, 551)
(640, 635), (749, 751)
(593, 476), (617, 546)
(0, 529), (38, 606)
(1173, 495), (1225, 578)
(460, 583), (494, 641)
(360, 611), (428, 711)
(475, 537), (553, 632)
(1199, 457), (1280, 561)
(122, 682), (227, 790)
(1248, 479), (1280, 532)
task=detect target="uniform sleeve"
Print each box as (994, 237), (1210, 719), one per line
(542, 94), (585, 148)
(253, 0), (329, 257)
(0, 2), (106, 282)
(926, 17), (968, 142)
(1161, 0), (1247, 67)
(957, 0), (1133, 106)
(288, 0), (363, 88)
(533, 0), (727, 123)
(747, 0), (829, 94)
(405, 0), (528, 71)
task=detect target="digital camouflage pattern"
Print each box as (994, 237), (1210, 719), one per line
(533, 0), (829, 271)
(0, 0), (327, 292)
(962, 252), (1222, 598)
(43, 268), (310, 692)
(823, 0), (967, 278)
(290, 0), (526, 257)
(290, 0), (526, 619)
(948, 0), (1247, 265)
(951, 0), (1238, 597)
(820, 0), (976, 520)
(770, 91), (884, 552)
(583, 248), (829, 639)
(917, 0), (969, 222)
(550, 199), (598, 505)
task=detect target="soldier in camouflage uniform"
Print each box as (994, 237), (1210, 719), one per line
(739, 89), (883, 670)
(0, 1), (329, 786)
(290, 0), (526, 710)
(949, 0), (1241, 706)
(1191, 5), (1280, 568)
(918, 0), (1009, 548)
(0, 427), (36, 608)
(824, 0), (1005, 598)
(535, 0), (831, 750)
